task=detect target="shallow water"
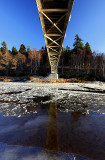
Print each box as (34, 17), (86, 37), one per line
(0, 82), (105, 160)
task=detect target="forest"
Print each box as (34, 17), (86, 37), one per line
(0, 34), (105, 81)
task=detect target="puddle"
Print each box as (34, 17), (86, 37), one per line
(0, 82), (105, 160)
(0, 95), (105, 160)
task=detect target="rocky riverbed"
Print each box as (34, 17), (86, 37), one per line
(0, 82), (105, 160)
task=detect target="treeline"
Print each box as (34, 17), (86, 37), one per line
(0, 34), (105, 81)
(0, 41), (48, 76)
(58, 34), (105, 81)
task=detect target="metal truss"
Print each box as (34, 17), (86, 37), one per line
(38, 9), (68, 53)
(36, 0), (74, 76)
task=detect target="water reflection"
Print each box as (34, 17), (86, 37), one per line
(71, 111), (87, 121)
(0, 95), (105, 160)
(46, 102), (58, 151)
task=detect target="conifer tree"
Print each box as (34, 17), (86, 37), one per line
(27, 46), (31, 53)
(19, 44), (26, 55)
(1, 41), (7, 53)
(41, 46), (44, 49)
(12, 46), (18, 55)
(73, 34), (84, 54)
(85, 42), (92, 56)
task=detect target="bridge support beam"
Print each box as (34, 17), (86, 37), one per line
(36, 0), (74, 79)
(47, 51), (60, 79)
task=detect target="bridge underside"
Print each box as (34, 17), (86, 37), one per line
(36, 0), (74, 78)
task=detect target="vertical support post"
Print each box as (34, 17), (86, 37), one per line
(48, 51), (60, 79)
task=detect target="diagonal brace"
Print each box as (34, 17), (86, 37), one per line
(41, 11), (63, 34)
(44, 34), (60, 46)
(46, 14), (66, 34)
(48, 36), (63, 46)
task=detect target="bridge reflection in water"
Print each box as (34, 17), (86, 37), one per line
(46, 101), (59, 151)
(0, 95), (105, 160)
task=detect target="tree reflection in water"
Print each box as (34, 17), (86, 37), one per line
(45, 101), (77, 160)
(46, 101), (58, 151)
(0, 92), (105, 160)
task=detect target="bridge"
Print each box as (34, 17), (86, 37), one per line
(36, 0), (74, 78)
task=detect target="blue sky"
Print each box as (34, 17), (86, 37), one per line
(0, 0), (105, 53)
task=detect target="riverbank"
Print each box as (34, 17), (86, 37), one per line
(0, 76), (104, 84)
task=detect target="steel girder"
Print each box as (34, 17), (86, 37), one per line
(36, 0), (74, 78)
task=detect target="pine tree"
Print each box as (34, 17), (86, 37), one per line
(1, 41), (7, 54)
(12, 46), (18, 55)
(19, 44), (26, 55)
(62, 46), (71, 65)
(41, 46), (44, 50)
(73, 34), (84, 54)
(27, 46), (31, 53)
(45, 46), (47, 51)
(25, 46), (31, 57)
(85, 42), (92, 56)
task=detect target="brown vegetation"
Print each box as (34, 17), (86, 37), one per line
(0, 36), (105, 82)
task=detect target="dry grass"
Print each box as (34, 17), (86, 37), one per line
(3, 78), (12, 82)
(28, 77), (85, 83)
(0, 76), (30, 82)
(0, 76), (99, 83)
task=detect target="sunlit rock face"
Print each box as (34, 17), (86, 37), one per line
(0, 82), (105, 117)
